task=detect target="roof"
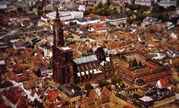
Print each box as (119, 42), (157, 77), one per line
(47, 89), (59, 102)
(156, 79), (169, 89)
(0, 80), (13, 89)
(1, 86), (23, 105)
(0, 42), (10, 49)
(73, 55), (97, 64)
(101, 87), (112, 98)
(139, 96), (153, 102)
(60, 47), (71, 51)
(0, 60), (5, 65)
(0, 0), (7, 10)
(78, 18), (87, 22)
(87, 89), (99, 99)
(60, 84), (84, 97)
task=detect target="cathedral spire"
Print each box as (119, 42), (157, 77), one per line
(56, 7), (60, 19)
(53, 7), (64, 47)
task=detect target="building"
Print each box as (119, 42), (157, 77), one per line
(0, 0), (8, 10)
(76, 17), (100, 25)
(73, 50), (113, 83)
(112, 0), (176, 7)
(0, 60), (6, 74)
(158, 0), (176, 8)
(0, 42), (11, 52)
(116, 54), (172, 86)
(52, 9), (113, 84)
(52, 8), (73, 84)
(44, 11), (84, 23)
(134, 0), (176, 7)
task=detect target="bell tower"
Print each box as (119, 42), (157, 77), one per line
(52, 8), (74, 84)
(53, 8), (64, 47)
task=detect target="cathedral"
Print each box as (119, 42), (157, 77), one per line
(52, 8), (113, 84)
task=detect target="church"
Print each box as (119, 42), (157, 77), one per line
(52, 8), (113, 84)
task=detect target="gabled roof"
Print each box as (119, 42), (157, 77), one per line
(101, 87), (112, 98)
(73, 55), (97, 64)
(47, 89), (59, 102)
(87, 89), (99, 100)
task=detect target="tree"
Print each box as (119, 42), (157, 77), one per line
(97, 2), (103, 9)
(132, 59), (138, 68)
(34, 99), (44, 108)
(99, 80), (109, 87)
(138, 61), (143, 67)
(85, 83), (93, 91)
(177, 0), (179, 7)
(94, 1), (118, 16)
(131, 0), (136, 5)
(107, 0), (111, 6)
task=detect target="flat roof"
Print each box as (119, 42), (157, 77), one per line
(60, 47), (72, 51)
(139, 96), (153, 102)
(0, 60), (5, 65)
(73, 55), (97, 64)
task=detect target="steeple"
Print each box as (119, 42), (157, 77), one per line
(56, 7), (60, 19)
(53, 7), (64, 47)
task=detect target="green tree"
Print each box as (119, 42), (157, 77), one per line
(97, 2), (103, 9)
(177, 0), (179, 6)
(85, 83), (93, 91)
(99, 80), (110, 87)
(132, 59), (138, 68)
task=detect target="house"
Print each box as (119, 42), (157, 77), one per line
(91, 23), (108, 33)
(59, 84), (85, 97)
(158, 0), (177, 8)
(117, 53), (172, 86)
(107, 17), (127, 26)
(0, 0), (8, 10)
(156, 79), (170, 89)
(37, 67), (48, 77)
(12, 40), (26, 50)
(78, 5), (86, 12)
(0, 80), (41, 108)
(0, 60), (6, 73)
(76, 17), (101, 26)
(101, 87), (112, 103)
(0, 42), (11, 51)
(44, 88), (65, 107)
(79, 87), (133, 108)
(39, 44), (52, 59)
(166, 49), (179, 58)
(127, 0), (176, 7)
(138, 96), (154, 107)
(165, 21), (175, 30)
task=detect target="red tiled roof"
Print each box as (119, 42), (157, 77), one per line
(0, 86), (29, 108)
(101, 87), (111, 98)
(92, 23), (107, 31)
(16, 96), (28, 108)
(47, 89), (59, 102)
(0, 103), (9, 108)
(2, 87), (22, 104)
(0, 97), (9, 108)
(123, 104), (134, 108)
(157, 78), (170, 88)
(87, 89), (99, 100)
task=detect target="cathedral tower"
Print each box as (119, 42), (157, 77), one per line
(52, 8), (73, 84)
